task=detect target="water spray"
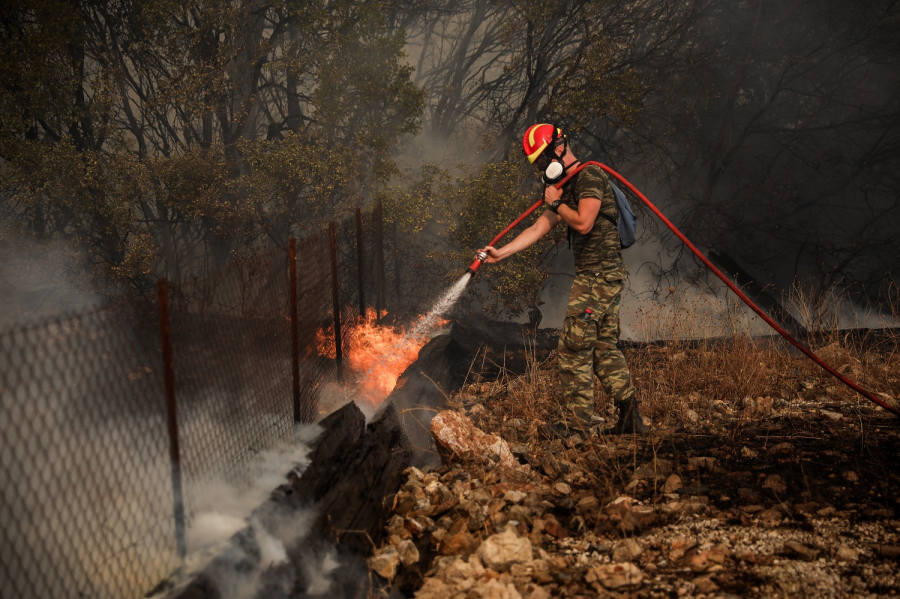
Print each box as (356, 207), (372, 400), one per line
(468, 160), (900, 418)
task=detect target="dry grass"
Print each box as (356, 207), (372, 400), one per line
(452, 285), (900, 429)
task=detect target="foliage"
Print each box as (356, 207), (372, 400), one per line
(0, 0), (426, 295)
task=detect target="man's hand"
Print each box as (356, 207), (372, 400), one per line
(543, 184), (563, 206)
(479, 246), (503, 264)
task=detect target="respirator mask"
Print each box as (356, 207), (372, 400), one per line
(537, 139), (568, 186)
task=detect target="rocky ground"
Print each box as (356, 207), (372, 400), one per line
(367, 342), (900, 598)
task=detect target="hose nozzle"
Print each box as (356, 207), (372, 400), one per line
(466, 250), (488, 276)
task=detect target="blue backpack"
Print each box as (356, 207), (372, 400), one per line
(606, 181), (638, 249)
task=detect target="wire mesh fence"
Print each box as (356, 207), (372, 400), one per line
(0, 202), (417, 599)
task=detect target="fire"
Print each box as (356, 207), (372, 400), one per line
(315, 307), (447, 407)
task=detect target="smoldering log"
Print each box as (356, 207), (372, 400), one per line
(162, 401), (412, 599)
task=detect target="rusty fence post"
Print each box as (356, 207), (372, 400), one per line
(355, 208), (366, 317)
(392, 220), (402, 304)
(328, 223), (344, 381)
(156, 278), (187, 560)
(289, 238), (302, 423)
(375, 199), (385, 320)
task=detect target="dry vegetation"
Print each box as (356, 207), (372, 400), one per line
(369, 292), (900, 597)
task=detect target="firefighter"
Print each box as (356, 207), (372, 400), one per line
(479, 124), (647, 436)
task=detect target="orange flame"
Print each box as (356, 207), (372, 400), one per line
(316, 308), (447, 407)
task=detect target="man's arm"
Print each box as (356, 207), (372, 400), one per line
(544, 184), (601, 235)
(480, 211), (558, 263)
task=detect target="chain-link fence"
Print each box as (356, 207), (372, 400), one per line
(0, 202), (418, 599)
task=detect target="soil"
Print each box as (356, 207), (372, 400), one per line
(369, 342), (900, 598)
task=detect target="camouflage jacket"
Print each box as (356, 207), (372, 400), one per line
(561, 164), (625, 276)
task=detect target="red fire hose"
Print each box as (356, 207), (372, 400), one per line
(468, 160), (900, 418)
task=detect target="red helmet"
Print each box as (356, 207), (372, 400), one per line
(522, 123), (563, 164)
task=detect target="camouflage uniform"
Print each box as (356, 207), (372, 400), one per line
(556, 165), (636, 425)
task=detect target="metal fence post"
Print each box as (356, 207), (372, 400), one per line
(375, 199), (385, 320)
(289, 238), (302, 423)
(328, 223), (344, 381)
(392, 220), (402, 304)
(156, 278), (187, 559)
(355, 208), (366, 316)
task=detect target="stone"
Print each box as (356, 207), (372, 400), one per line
(368, 545), (400, 579)
(819, 409), (843, 421)
(741, 446), (758, 458)
(440, 531), (480, 556)
(431, 410), (519, 469)
(668, 538), (698, 562)
(687, 457), (716, 471)
(586, 562), (644, 589)
(835, 546), (858, 561)
(477, 579), (523, 599)
(398, 539), (420, 567)
(504, 490), (527, 503)
(784, 541), (819, 561)
(632, 466), (658, 480)
(553, 482), (572, 495)
(543, 519), (568, 539)
(693, 576), (719, 594)
(662, 474), (683, 494)
(525, 587), (551, 599)
(578, 495), (600, 511)
(842, 471), (859, 483)
(762, 474), (787, 494)
(612, 538), (643, 562)
(757, 508), (782, 522)
(476, 529), (533, 571)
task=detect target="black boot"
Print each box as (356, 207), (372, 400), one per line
(607, 398), (648, 434)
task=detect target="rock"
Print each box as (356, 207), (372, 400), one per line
(693, 576), (719, 593)
(578, 495), (600, 511)
(543, 518), (569, 539)
(758, 508), (782, 522)
(741, 446), (758, 458)
(553, 482), (572, 495)
(819, 409), (843, 421)
(668, 538), (698, 561)
(476, 529), (533, 571)
(440, 555), (486, 582)
(504, 490), (527, 503)
(817, 506), (836, 517)
(477, 579), (523, 599)
(835, 546), (858, 561)
(525, 587), (551, 599)
(684, 409), (700, 423)
(842, 471), (859, 483)
(632, 465), (658, 480)
(431, 410), (519, 469)
(612, 538), (643, 562)
(784, 540), (819, 561)
(368, 545), (400, 579)
(762, 474), (787, 494)
(440, 531), (480, 556)
(585, 562), (644, 589)
(687, 457), (717, 471)
(662, 474), (683, 494)
(398, 539), (420, 567)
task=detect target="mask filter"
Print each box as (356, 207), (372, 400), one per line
(542, 161), (565, 185)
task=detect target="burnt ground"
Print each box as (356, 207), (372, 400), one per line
(368, 338), (900, 598)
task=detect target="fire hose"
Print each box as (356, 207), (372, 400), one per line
(467, 160), (900, 418)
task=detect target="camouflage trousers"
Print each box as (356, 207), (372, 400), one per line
(557, 270), (636, 425)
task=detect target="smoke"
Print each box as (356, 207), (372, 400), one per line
(0, 232), (102, 327)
